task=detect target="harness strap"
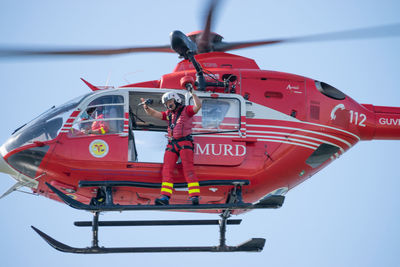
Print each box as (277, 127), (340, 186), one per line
(165, 145), (179, 156)
(172, 135), (193, 142)
(166, 135), (194, 155)
(167, 105), (184, 131)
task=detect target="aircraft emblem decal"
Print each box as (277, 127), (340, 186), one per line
(89, 139), (109, 158)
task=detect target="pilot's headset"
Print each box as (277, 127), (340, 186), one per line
(162, 92), (182, 110)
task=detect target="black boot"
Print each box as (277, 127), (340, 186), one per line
(155, 195), (170, 205)
(190, 196), (199, 205)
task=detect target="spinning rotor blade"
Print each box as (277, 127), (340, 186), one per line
(213, 22), (400, 52)
(0, 45), (173, 58)
(197, 0), (220, 53)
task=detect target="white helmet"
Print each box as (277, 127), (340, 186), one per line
(161, 91), (182, 105)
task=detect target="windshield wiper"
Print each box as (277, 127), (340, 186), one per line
(12, 124), (27, 135)
(12, 105), (55, 135)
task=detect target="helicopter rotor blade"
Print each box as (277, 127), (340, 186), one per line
(213, 22), (400, 52)
(0, 45), (174, 58)
(197, 0), (220, 53)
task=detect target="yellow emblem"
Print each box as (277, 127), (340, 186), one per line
(89, 139), (109, 158)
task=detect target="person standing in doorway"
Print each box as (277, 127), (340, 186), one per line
(141, 90), (202, 205)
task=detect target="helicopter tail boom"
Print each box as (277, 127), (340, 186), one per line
(363, 104), (400, 140)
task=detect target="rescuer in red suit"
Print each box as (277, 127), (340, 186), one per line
(141, 90), (202, 205)
(89, 113), (109, 134)
(85, 107), (110, 135)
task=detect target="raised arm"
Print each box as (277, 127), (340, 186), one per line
(191, 92), (202, 114)
(141, 98), (163, 120)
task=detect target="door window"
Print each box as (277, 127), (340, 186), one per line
(191, 97), (241, 134)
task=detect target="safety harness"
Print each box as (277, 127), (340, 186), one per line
(166, 105), (194, 155)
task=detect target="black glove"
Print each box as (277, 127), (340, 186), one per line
(185, 83), (194, 94)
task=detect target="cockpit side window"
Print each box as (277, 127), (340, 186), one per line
(69, 95), (125, 137)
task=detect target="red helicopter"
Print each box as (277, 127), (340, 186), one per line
(1, 1), (400, 254)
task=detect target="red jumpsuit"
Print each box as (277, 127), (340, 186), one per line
(160, 105), (200, 198)
(91, 114), (109, 134)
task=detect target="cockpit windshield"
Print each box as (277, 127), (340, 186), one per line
(2, 93), (90, 154)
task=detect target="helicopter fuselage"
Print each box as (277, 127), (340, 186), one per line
(1, 52), (399, 213)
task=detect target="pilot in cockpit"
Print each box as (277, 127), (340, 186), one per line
(79, 107), (95, 132)
(83, 106), (110, 135)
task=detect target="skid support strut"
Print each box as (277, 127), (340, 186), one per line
(219, 212), (230, 250)
(218, 183), (244, 250)
(92, 212), (100, 248)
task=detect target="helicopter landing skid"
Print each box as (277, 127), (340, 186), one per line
(30, 182), (284, 253)
(31, 218), (266, 253)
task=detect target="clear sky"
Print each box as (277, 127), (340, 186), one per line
(0, 0), (400, 266)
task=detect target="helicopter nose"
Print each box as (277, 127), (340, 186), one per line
(0, 153), (32, 199)
(0, 153), (15, 176)
(0, 149), (39, 196)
